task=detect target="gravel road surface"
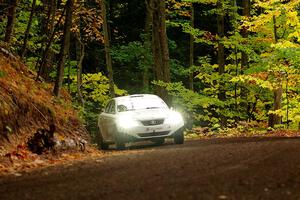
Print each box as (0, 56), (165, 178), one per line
(1, 137), (300, 200)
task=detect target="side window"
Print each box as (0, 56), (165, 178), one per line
(105, 101), (113, 113)
(108, 101), (116, 114)
(104, 100), (116, 114)
(117, 104), (128, 112)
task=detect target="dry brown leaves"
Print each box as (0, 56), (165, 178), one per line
(266, 130), (300, 137)
(187, 126), (300, 139)
(0, 145), (103, 176)
(0, 52), (90, 162)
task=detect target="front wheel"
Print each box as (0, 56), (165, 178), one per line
(116, 141), (125, 150)
(101, 142), (109, 150)
(174, 130), (184, 144)
(115, 132), (126, 150)
(97, 127), (109, 150)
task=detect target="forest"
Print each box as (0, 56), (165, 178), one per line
(0, 0), (300, 138)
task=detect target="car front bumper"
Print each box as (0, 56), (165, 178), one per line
(117, 123), (184, 142)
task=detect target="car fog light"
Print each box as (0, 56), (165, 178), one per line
(118, 116), (139, 129)
(165, 112), (184, 125)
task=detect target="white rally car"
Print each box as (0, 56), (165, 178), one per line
(98, 94), (185, 150)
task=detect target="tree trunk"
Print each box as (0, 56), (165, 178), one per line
(53, 0), (73, 97)
(269, 87), (283, 128)
(189, 4), (194, 91)
(20, 0), (36, 59)
(217, 0), (226, 126)
(143, 0), (153, 93)
(76, 36), (85, 106)
(240, 0), (251, 120)
(241, 0), (250, 71)
(67, 51), (71, 93)
(273, 15), (278, 44)
(230, 0), (239, 112)
(4, 0), (18, 45)
(101, 0), (115, 98)
(268, 15), (283, 128)
(37, 0), (57, 81)
(151, 0), (171, 105)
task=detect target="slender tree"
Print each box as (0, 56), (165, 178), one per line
(53, 0), (73, 97)
(189, 3), (194, 91)
(230, 0), (239, 111)
(76, 33), (85, 106)
(37, 0), (57, 81)
(143, 0), (153, 93)
(241, 0), (250, 71)
(4, 0), (18, 45)
(268, 15), (283, 128)
(151, 0), (171, 105)
(217, 0), (226, 126)
(240, 0), (251, 119)
(101, 0), (115, 98)
(20, 0), (36, 59)
(240, 0), (251, 120)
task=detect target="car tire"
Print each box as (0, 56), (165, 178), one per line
(101, 141), (109, 150)
(152, 138), (165, 146)
(98, 127), (109, 150)
(116, 140), (125, 150)
(115, 133), (126, 150)
(174, 130), (184, 144)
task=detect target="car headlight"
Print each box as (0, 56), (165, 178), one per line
(117, 116), (139, 129)
(165, 111), (184, 125)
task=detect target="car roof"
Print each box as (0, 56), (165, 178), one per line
(114, 94), (161, 101)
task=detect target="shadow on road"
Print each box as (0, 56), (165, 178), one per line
(204, 136), (300, 145)
(100, 136), (300, 152)
(101, 139), (176, 151)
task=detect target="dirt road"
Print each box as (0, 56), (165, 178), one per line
(1, 137), (300, 200)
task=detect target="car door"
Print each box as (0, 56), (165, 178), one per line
(105, 100), (117, 141)
(99, 100), (113, 141)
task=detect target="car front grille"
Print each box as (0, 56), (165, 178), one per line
(138, 131), (170, 138)
(141, 119), (164, 126)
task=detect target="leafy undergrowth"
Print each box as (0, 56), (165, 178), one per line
(186, 121), (300, 139)
(0, 145), (104, 176)
(0, 50), (96, 174)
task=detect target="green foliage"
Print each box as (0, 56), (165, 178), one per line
(183, 0), (217, 4)
(181, 22), (214, 45)
(153, 80), (224, 126)
(2, 0), (300, 133)
(0, 20), (6, 39)
(76, 101), (101, 141)
(81, 72), (127, 105)
(65, 69), (127, 107)
(0, 71), (6, 78)
(176, 0), (300, 130)
(111, 36), (186, 93)
(70, 72), (127, 141)
(111, 39), (153, 93)
(12, 6), (42, 53)
(112, 40), (152, 72)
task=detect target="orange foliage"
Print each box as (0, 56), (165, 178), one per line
(251, 72), (269, 80)
(0, 53), (89, 157)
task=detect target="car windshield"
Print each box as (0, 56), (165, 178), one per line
(117, 97), (168, 112)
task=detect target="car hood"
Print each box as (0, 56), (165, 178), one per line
(119, 108), (171, 121)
